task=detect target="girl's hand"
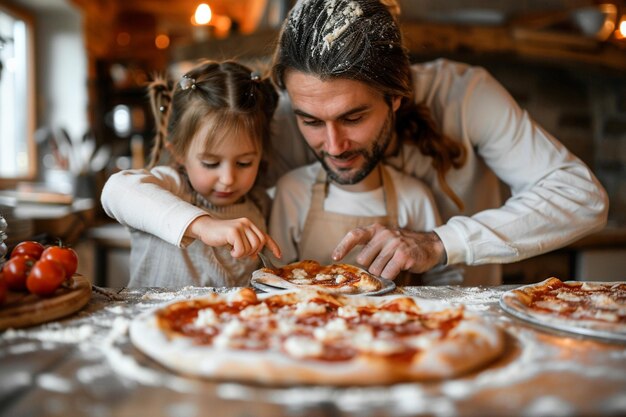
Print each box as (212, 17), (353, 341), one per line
(187, 215), (281, 259)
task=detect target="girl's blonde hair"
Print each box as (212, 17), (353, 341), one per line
(146, 60), (278, 169)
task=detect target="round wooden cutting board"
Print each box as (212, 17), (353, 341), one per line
(0, 274), (92, 330)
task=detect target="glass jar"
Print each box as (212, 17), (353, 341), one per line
(0, 213), (7, 266)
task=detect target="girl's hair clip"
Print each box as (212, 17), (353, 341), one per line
(180, 75), (196, 91)
(250, 71), (261, 82)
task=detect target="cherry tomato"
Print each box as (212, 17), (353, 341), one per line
(0, 273), (7, 304)
(26, 259), (66, 296)
(41, 246), (78, 279)
(2, 255), (36, 291)
(11, 241), (45, 260)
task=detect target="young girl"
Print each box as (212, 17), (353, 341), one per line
(101, 60), (281, 287)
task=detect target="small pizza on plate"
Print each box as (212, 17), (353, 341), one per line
(500, 277), (626, 341)
(130, 287), (505, 385)
(251, 259), (393, 295)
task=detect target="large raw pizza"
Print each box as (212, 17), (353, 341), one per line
(500, 277), (626, 342)
(130, 287), (504, 385)
(251, 259), (395, 295)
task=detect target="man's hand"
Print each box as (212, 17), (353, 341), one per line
(332, 223), (446, 279)
(186, 215), (281, 259)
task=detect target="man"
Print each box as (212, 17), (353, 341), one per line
(266, 0), (608, 285)
(268, 73), (453, 284)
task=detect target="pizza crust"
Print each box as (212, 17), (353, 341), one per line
(508, 277), (563, 306)
(130, 289), (505, 385)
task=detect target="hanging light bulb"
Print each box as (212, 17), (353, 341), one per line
(617, 17), (626, 39)
(193, 3), (212, 26)
(155, 33), (170, 49)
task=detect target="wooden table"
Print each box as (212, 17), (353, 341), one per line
(1, 285), (625, 417)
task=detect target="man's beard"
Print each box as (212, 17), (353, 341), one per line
(316, 111), (394, 185)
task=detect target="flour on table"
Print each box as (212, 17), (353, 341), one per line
(76, 363), (110, 384)
(141, 291), (187, 301)
(5, 370), (31, 388)
(101, 344), (197, 392)
(37, 373), (74, 393)
(106, 305), (126, 314)
(1, 324), (94, 344)
(6, 342), (38, 355)
(140, 286), (232, 301)
(600, 393), (626, 415)
(218, 381), (458, 416)
(166, 402), (199, 417)
(522, 396), (576, 417)
(447, 287), (503, 305)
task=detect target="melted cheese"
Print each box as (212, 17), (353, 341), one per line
(277, 318), (299, 335)
(580, 282), (600, 291)
(283, 336), (323, 358)
(335, 274), (349, 284)
(295, 301), (327, 316)
(350, 325), (374, 350)
(313, 318), (348, 341)
(594, 310), (618, 322)
(213, 319), (246, 349)
(535, 300), (568, 312)
(291, 268), (307, 279)
(556, 292), (582, 303)
(351, 326), (403, 354)
(193, 308), (218, 327)
(337, 305), (359, 318)
(315, 273), (333, 281)
(240, 302), (270, 318)
(371, 311), (409, 324)
(590, 294), (618, 309)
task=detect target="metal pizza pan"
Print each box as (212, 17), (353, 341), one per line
(499, 284), (626, 343)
